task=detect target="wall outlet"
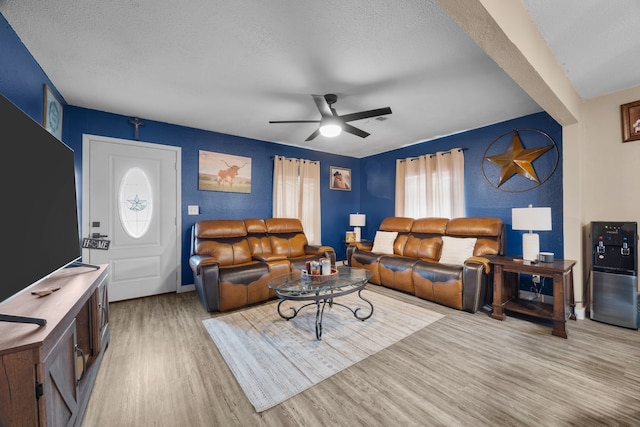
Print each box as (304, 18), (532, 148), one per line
(187, 205), (200, 215)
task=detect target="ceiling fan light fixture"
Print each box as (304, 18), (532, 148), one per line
(319, 123), (342, 137)
(319, 117), (342, 137)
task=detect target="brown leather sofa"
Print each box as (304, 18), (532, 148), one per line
(189, 218), (336, 312)
(348, 217), (504, 313)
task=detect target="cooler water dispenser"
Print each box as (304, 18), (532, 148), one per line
(589, 221), (638, 329)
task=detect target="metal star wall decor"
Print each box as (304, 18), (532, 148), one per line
(481, 129), (558, 192)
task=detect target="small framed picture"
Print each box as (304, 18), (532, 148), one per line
(621, 99), (640, 142)
(43, 84), (63, 140)
(345, 231), (356, 243)
(330, 166), (351, 191)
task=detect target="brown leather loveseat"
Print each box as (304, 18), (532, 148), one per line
(348, 217), (504, 313)
(189, 218), (336, 312)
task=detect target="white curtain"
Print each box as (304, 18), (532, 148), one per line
(395, 148), (465, 219)
(273, 156), (321, 244)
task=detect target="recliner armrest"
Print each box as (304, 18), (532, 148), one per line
(305, 245), (337, 266)
(352, 241), (373, 251)
(189, 255), (220, 275)
(464, 256), (491, 274)
(304, 244), (334, 255)
(252, 253), (287, 262)
(461, 256), (492, 313)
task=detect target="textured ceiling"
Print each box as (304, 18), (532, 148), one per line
(1, 0), (639, 158)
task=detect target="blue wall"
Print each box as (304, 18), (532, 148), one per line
(65, 106), (361, 284)
(361, 113), (563, 259)
(1, 13), (563, 294)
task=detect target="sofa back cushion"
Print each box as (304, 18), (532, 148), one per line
(445, 217), (504, 256)
(194, 219), (247, 239)
(244, 218), (272, 256)
(380, 217), (414, 233)
(198, 239), (253, 266)
(403, 235), (442, 261)
(403, 218), (449, 260)
(265, 218), (304, 233)
(265, 218), (308, 258)
(379, 217), (414, 255)
(410, 218), (449, 234)
(192, 220), (252, 266)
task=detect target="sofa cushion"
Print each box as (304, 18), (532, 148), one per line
(265, 217), (304, 233)
(197, 238), (253, 266)
(379, 217), (414, 232)
(195, 219), (247, 238)
(371, 231), (398, 254)
(245, 218), (272, 257)
(410, 217), (449, 234)
(439, 236), (477, 266)
(445, 217), (503, 256)
(403, 235), (442, 261)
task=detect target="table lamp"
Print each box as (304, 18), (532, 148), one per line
(512, 205), (551, 261)
(349, 213), (366, 242)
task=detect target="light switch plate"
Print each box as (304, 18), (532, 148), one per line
(187, 205), (199, 215)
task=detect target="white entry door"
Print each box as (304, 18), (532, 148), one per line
(82, 134), (181, 302)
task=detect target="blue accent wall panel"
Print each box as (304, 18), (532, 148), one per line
(64, 106), (362, 284)
(361, 112), (563, 260)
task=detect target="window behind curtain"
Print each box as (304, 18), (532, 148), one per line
(272, 156), (321, 244)
(395, 148), (465, 219)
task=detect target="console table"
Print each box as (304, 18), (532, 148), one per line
(0, 264), (109, 426)
(487, 255), (576, 338)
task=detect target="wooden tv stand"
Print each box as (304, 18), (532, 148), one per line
(0, 264), (109, 426)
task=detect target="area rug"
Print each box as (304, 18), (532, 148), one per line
(202, 290), (444, 412)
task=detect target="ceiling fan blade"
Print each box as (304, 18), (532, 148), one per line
(305, 128), (321, 141)
(269, 120), (320, 123)
(312, 94), (333, 117)
(339, 107), (392, 123)
(342, 123), (370, 138)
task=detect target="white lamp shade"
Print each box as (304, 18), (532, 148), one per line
(349, 214), (366, 227)
(512, 206), (551, 232)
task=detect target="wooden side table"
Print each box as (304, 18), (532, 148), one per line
(486, 255), (577, 338)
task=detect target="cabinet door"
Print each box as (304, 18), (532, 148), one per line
(43, 320), (79, 427)
(100, 280), (109, 340)
(0, 350), (39, 426)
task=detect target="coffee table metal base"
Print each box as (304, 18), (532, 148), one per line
(276, 287), (373, 340)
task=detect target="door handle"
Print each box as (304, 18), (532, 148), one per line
(92, 233), (109, 239)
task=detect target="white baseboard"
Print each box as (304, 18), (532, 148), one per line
(178, 284), (195, 293)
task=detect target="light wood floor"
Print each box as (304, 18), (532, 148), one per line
(82, 286), (640, 426)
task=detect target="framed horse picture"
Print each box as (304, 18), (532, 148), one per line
(198, 151), (252, 193)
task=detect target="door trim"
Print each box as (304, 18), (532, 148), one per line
(81, 134), (182, 293)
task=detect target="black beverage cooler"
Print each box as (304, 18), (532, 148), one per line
(589, 221), (638, 329)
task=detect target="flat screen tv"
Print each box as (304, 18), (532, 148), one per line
(0, 92), (82, 322)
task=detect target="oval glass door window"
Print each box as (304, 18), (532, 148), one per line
(118, 167), (153, 238)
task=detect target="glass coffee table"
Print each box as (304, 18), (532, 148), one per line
(267, 266), (373, 340)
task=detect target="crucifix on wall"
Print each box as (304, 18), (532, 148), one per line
(129, 117), (145, 140)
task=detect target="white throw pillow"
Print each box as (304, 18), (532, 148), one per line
(371, 231), (398, 254)
(439, 236), (477, 266)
